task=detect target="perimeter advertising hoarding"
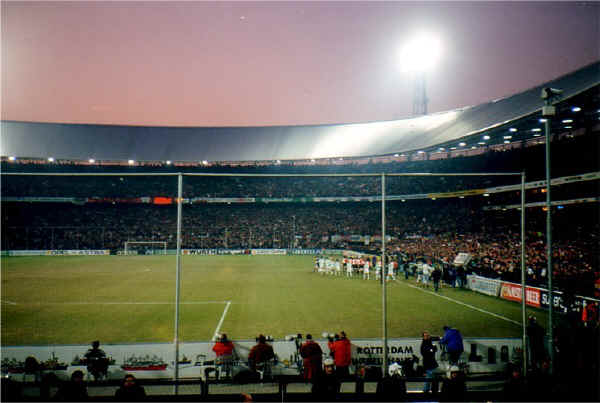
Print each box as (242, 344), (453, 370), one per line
(466, 275), (501, 297)
(500, 282), (541, 308)
(1, 337), (521, 381)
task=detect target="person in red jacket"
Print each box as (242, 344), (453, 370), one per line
(331, 331), (352, 378)
(212, 333), (236, 379)
(300, 334), (323, 380)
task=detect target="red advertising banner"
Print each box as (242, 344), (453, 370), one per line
(500, 282), (541, 308)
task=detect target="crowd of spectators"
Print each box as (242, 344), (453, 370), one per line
(3, 194), (599, 297)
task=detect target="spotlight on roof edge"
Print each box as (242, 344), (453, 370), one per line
(166, 160), (172, 165)
(48, 157), (54, 162)
(571, 106), (581, 112)
(483, 135), (490, 140)
(399, 32), (442, 73)
(503, 135), (512, 140)
(458, 142), (466, 147)
(8, 156), (16, 161)
(128, 159), (135, 165)
(509, 128), (517, 132)
(202, 160), (208, 165)
(562, 119), (573, 123)
(531, 128), (542, 132)
(539, 118), (547, 123)
(88, 159), (95, 163)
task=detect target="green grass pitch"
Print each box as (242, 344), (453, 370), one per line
(1, 255), (547, 346)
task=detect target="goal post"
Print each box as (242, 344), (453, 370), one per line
(124, 241), (167, 255)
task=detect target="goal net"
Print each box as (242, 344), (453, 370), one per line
(123, 241), (167, 255)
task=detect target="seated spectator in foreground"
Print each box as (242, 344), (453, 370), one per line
(114, 374), (146, 401)
(375, 363), (407, 402)
(440, 366), (466, 402)
(54, 370), (88, 402)
(311, 358), (340, 401)
(502, 364), (527, 402)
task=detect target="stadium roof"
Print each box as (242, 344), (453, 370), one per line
(2, 61), (598, 163)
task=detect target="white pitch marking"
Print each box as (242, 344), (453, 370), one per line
(213, 301), (232, 340)
(400, 281), (521, 326)
(1, 300), (17, 305)
(9, 301), (230, 305)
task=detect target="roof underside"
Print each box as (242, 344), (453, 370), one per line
(2, 61), (599, 163)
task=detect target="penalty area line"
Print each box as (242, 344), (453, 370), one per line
(400, 281), (521, 326)
(213, 301), (232, 340)
(1, 300), (17, 305)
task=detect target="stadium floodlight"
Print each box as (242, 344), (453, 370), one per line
(166, 160), (172, 165)
(564, 126), (572, 129)
(503, 135), (512, 140)
(509, 128), (518, 132)
(394, 153), (399, 157)
(571, 106), (581, 112)
(47, 157), (54, 162)
(8, 156), (16, 161)
(561, 119), (573, 123)
(400, 32), (442, 116)
(533, 134), (541, 137)
(478, 142), (486, 145)
(539, 118), (547, 123)
(128, 159), (135, 165)
(531, 128), (542, 132)
(202, 160), (208, 165)
(458, 142), (466, 147)
(471, 146), (477, 149)
(482, 135), (490, 140)
(399, 32), (442, 73)
(504, 140), (510, 144)
(88, 158), (95, 163)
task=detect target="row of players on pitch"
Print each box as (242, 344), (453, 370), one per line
(313, 256), (400, 280)
(313, 256), (444, 287)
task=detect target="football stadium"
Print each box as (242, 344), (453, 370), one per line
(2, 3), (599, 402)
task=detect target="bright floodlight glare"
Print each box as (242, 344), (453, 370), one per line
(166, 160), (172, 165)
(48, 157), (54, 162)
(128, 159), (135, 165)
(483, 135), (490, 140)
(571, 106), (581, 112)
(509, 128), (517, 132)
(89, 158), (95, 163)
(400, 32), (442, 72)
(8, 156), (16, 161)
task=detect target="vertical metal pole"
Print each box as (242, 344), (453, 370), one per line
(381, 174), (388, 376)
(520, 172), (527, 375)
(173, 174), (183, 395)
(544, 119), (554, 375)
